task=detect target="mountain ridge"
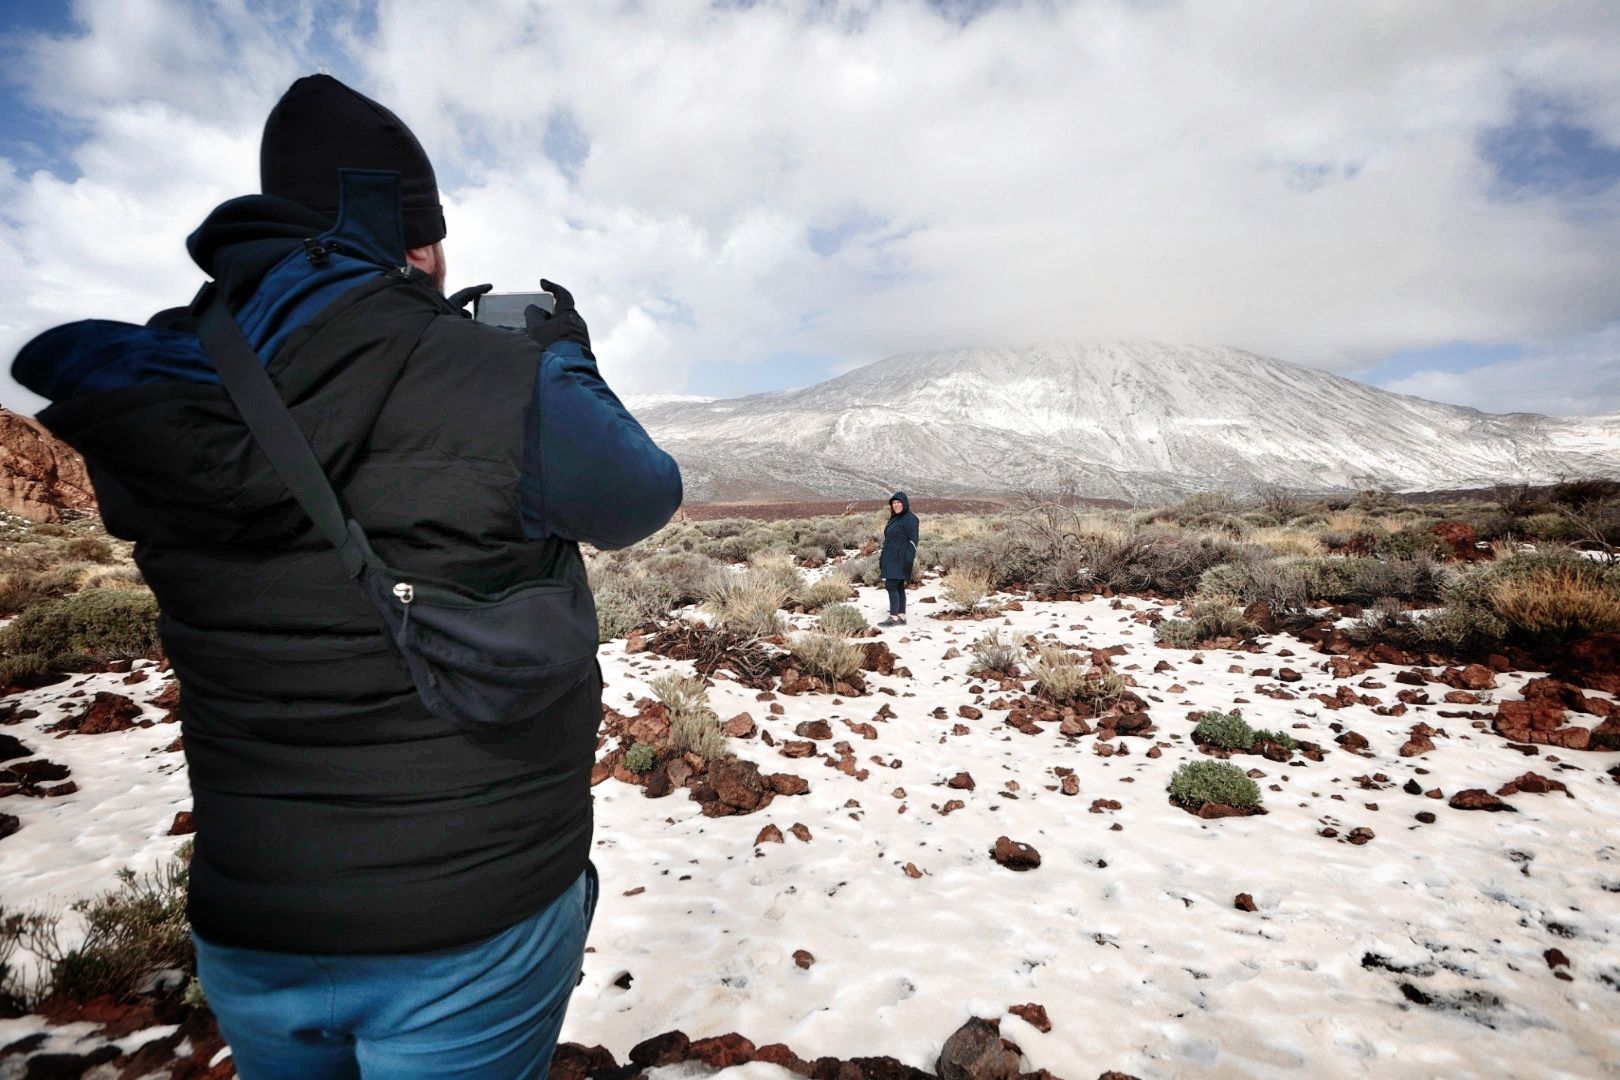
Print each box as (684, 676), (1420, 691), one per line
(630, 340), (1620, 502)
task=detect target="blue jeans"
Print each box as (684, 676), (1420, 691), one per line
(885, 579), (907, 616)
(193, 864), (598, 1080)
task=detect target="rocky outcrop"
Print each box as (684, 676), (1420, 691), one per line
(0, 408), (95, 522)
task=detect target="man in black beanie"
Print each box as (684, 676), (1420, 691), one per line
(13, 74), (682, 1079)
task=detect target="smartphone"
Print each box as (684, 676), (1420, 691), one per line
(472, 290), (556, 329)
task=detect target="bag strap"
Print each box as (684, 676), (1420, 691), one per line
(194, 284), (371, 579)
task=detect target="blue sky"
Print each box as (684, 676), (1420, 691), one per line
(2, 0), (1618, 414)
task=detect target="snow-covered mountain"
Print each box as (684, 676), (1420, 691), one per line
(630, 341), (1620, 502)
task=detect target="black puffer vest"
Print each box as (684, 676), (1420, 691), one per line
(29, 202), (601, 954)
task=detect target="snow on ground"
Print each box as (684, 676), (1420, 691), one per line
(2, 584), (1619, 1078)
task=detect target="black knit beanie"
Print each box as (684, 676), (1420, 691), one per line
(260, 74), (446, 249)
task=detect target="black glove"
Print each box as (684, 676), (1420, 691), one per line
(523, 279), (591, 353)
(446, 282), (493, 317)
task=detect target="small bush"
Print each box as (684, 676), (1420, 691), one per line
(1182, 595), (1258, 640)
(1032, 643), (1086, 701)
(941, 567), (992, 613)
(1490, 567), (1620, 640)
(801, 573), (854, 611)
(704, 571), (788, 638)
(819, 603), (867, 635)
(649, 673), (728, 761)
(788, 630), (864, 682)
(594, 589), (641, 643)
(62, 536), (116, 564)
(969, 631), (1021, 675)
(12, 851), (196, 1005)
(746, 551), (805, 603)
(1247, 527), (1324, 558)
(1192, 711), (1256, 750)
(1252, 728), (1298, 751)
(1154, 619), (1201, 648)
(0, 588), (160, 662)
(1168, 760), (1262, 810)
(624, 742), (657, 773)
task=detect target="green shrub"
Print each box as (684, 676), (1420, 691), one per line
(1154, 619), (1201, 648)
(624, 742), (657, 773)
(819, 603), (867, 635)
(1192, 711), (1255, 750)
(1182, 595), (1258, 640)
(1252, 728), (1297, 750)
(1168, 760), (1262, 810)
(649, 673), (728, 761)
(969, 631), (1021, 675)
(29, 853), (194, 1004)
(801, 573), (854, 611)
(787, 630), (864, 682)
(593, 589), (641, 643)
(0, 588), (160, 661)
(639, 552), (723, 606)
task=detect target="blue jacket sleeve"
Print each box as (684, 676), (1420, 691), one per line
(907, 515), (919, 559)
(521, 341), (683, 549)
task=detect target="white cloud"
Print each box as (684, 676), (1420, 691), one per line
(1382, 323), (1620, 416)
(3, 0), (1619, 415)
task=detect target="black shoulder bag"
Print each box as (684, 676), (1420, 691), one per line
(195, 286), (598, 731)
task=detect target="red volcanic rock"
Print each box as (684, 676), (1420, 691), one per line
(1346, 827), (1375, 845)
(1399, 724), (1436, 758)
(990, 836), (1041, 871)
(936, 1017), (1020, 1080)
(1415, 811), (1436, 824)
(1496, 771), (1572, 797)
(54, 692), (142, 735)
(1089, 798), (1122, 813)
(629, 1031), (692, 1068)
(755, 1044), (812, 1073)
(548, 1044), (618, 1080)
(689, 1033), (756, 1068)
(723, 712), (757, 738)
(1557, 632), (1620, 695)
(947, 771), (976, 791)
(860, 640), (898, 675)
(1449, 788), (1516, 812)
(168, 811), (195, 836)
(788, 822), (812, 842)
(1060, 775), (1080, 796)
(1234, 893), (1258, 912)
(1334, 730), (1371, 754)
(780, 739), (817, 758)
(1195, 802), (1254, 819)
(793, 949), (815, 969)
(1431, 521), (1483, 561)
(794, 719), (834, 741)
(0, 408), (96, 522)
(0, 813), (18, 841)
(958, 705), (984, 720)
(1277, 668), (1302, 683)
(1544, 948), (1570, 970)
(707, 757), (770, 813)
(1008, 1002), (1052, 1033)
(766, 773), (810, 796)
(755, 824), (784, 845)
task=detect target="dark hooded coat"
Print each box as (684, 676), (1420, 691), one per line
(880, 491), (919, 581)
(11, 177), (681, 955)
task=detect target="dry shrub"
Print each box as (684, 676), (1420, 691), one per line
(788, 630), (864, 682)
(818, 603), (867, 635)
(747, 551), (806, 603)
(1031, 644), (1123, 709)
(941, 567), (992, 613)
(969, 631), (1021, 675)
(704, 572), (788, 638)
(649, 672), (728, 760)
(1490, 568), (1620, 640)
(1248, 527), (1324, 558)
(801, 573), (854, 611)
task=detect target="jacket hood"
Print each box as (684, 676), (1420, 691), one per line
(10, 174), (421, 547)
(888, 491), (910, 515)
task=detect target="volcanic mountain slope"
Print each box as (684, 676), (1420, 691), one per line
(630, 342), (1620, 502)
